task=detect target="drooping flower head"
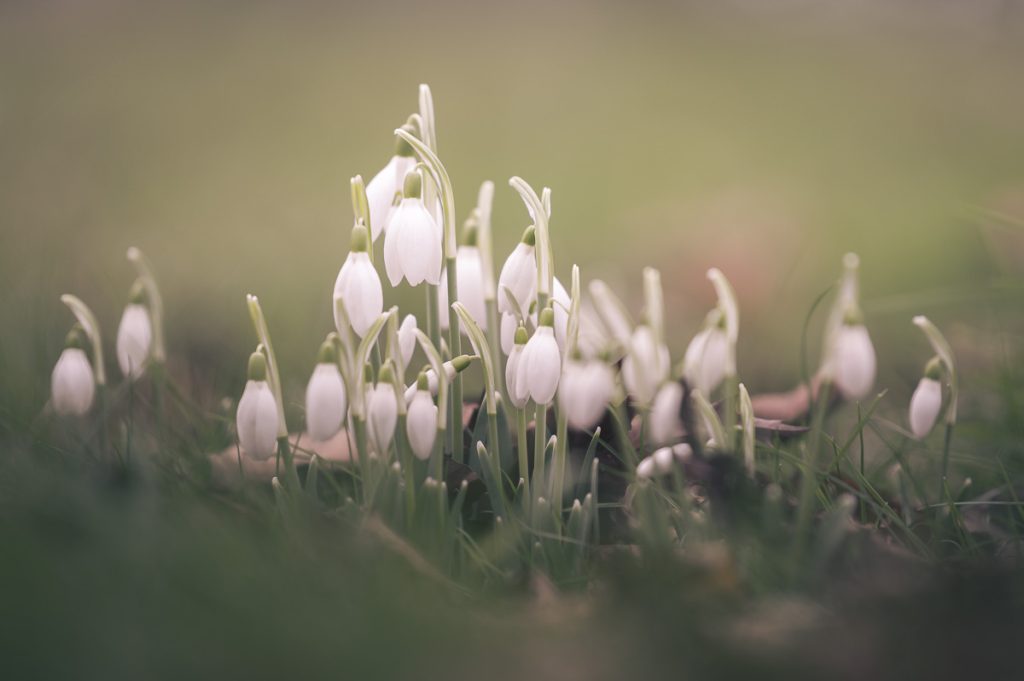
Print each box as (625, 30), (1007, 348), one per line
(515, 307), (562, 405)
(406, 372), (438, 461)
(51, 325), (96, 416)
(506, 326), (530, 409)
(558, 353), (615, 430)
(367, 363), (399, 455)
(334, 223), (384, 338)
(621, 324), (669, 406)
(909, 357), (943, 439)
(236, 351), (278, 460)
(497, 225), (537, 317)
(305, 340), (347, 442)
(383, 169), (443, 288)
(439, 222), (487, 332)
(682, 309), (729, 395)
(116, 280), (153, 381)
(365, 120), (418, 242)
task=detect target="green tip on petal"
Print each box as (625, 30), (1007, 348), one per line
(451, 354), (474, 373)
(402, 170), (422, 199)
(128, 279), (147, 305)
(462, 219), (479, 247)
(417, 372), (430, 391)
(514, 326), (529, 345)
(395, 121), (418, 157)
(378, 362), (395, 384)
(539, 307), (555, 328)
(316, 339), (337, 364)
(247, 351), (268, 381)
(65, 324), (86, 350)
(363, 363), (374, 383)
(924, 356), (943, 380)
(842, 306), (864, 326)
(350, 223), (370, 252)
(521, 225), (536, 247)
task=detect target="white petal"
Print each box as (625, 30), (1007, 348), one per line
(500, 313), (517, 355)
(305, 363), (347, 441)
(456, 247), (487, 331)
(497, 243), (537, 314)
(398, 315), (418, 368)
(517, 327), (561, 404)
(395, 200), (442, 287)
(367, 384), (398, 454)
(407, 391), (438, 460)
(909, 377), (942, 439)
(51, 348), (95, 416)
(506, 345), (528, 408)
(636, 456), (656, 479)
(650, 382), (684, 444)
(116, 304), (152, 380)
(237, 380), (278, 460)
(335, 252), (383, 337)
(832, 325), (876, 400)
(552, 278), (570, 350)
(366, 156), (414, 241)
(623, 326), (668, 405)
(653, 446), (675, 474)
(383, 204), (407, 287)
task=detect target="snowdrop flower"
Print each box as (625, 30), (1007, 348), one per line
(500, 312), (518, 355)
(438, 226), (487, 331)
(333, 224), (383, 337)
(115, 283), (152, 380)
(516, 308), (562, 404)
(558, 356), (615, 430)
(506, 326), (530, 409)
(551, 277), (570, 350)
(403, 354), (473, 404)
(497, 225), (537, 315)
(621, 324), (670, 406)
(236, 352), (278, 460)
(383, 170), (443, 287)
(367, 364), (398, 455)
(650, 381), (684, 445)
(831, 318), (876, 400)
(51, 328), (95, 416)
(305, 341), (347, 442)
(682, 315), (729, 395)
(909, 359), (943, 439)
(398, 314), (417, 369)
(365, 130), (417, 241)
(406, 372), (438, 460)
(637, 447), (675, 479)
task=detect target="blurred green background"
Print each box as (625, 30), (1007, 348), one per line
(2, 0), (1023, 422)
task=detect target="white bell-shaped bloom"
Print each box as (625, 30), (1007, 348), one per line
(558, 358), (615, 430)
(515, 309), (562, 405)
(909, 376), (942, 439)
(398, 314), (418, 369)
(383, 171), (443, 288)
(621, 325), (670, 406)
(506, 326), (530, 409)
(51, 346), (95, 416)
(334, 225), (383, 338)
(367, 377), (398, 455)
(438, 243), (487, 332)
(497, 226), (537, 315)
(305, 360), (347, 442)
(365, 152), (416, 242)
(831, 323), (876, 400)
(682, 324), (729, 395)
(650, 381), (684, 444)
(406, 374), (438, 461)
(236, 353), (278, 460)
(636, 447), (675, 480)
(116, 303), (152, 380)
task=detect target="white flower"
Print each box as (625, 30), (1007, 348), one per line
(831, 323), (876, 400)
(515, 310), (562, 404)
(51, 347), (95, 416)
(552, 277), (570, 350)
(116, 303), (152, 380)
(365, 154), (416, 241)
(406, 376), (438, 461)
(558, 358), (615, 430)
(438, 245), (487, 332)
(497, 227), (537, 315)
(333, 226), (383, 338)
(367, 382), (398, 455)
(650, 382), (684, 445)
(638, 447), (677, 479)
(383, 171), (443, 287)
(500, 312), (518, 355)
(682, 325), (729, 395)
(305, 363), (347, 442)
(506, 327), (529, 409)
(621, 325), (669, 405)
(398, 314), (417, 369)
(403, 355), (471, 404)
(236, 354), (279, 461)
(909, 376), (942, 439)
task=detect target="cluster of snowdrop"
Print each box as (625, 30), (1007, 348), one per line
(49, 85), (959, 515)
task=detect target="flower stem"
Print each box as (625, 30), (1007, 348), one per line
(276, 435), (301, 493)
(793, 381), (831, 576)
(517, 407), (530, 504)
(534, 403), (547, 499)
(446, 259), (464, 462)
